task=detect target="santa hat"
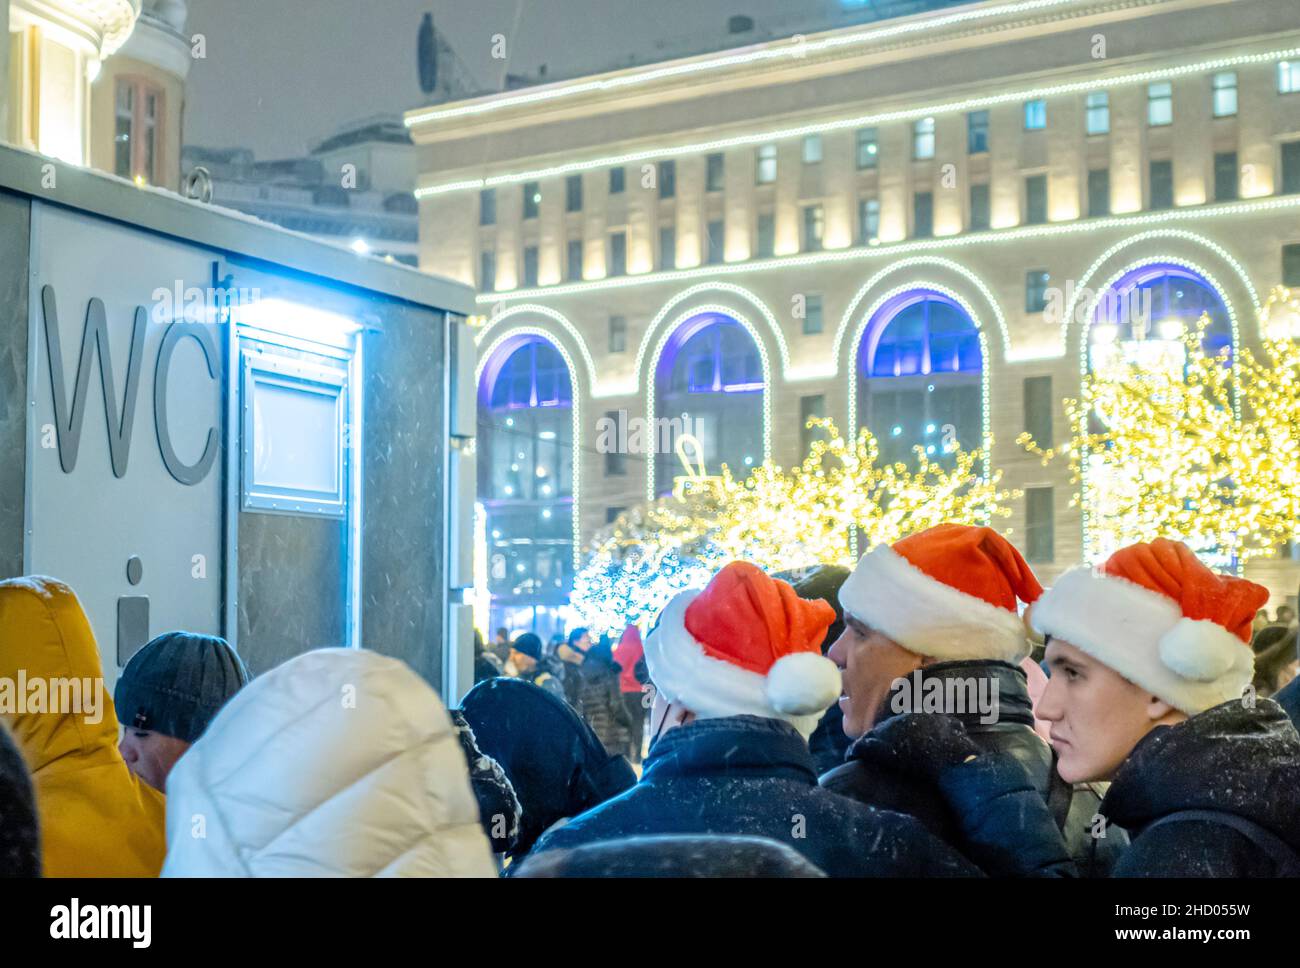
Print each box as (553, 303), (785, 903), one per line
(1030, 539), (1268, 715)
(644, 562), (841, 738)
(837, 524), (1043, 664)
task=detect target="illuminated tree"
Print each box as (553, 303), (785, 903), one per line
(573, 419), (1014, 633)
(1021, 287), (1300, 566)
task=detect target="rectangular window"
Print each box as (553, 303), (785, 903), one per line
(1085, 91), (1110, 135)
(604, 411), (627, 477)
(1025, 270), (1051, 314)
(913, 117), (936, 160)
(706, 152), (725, 192)
(1284, 243), (1300, 287)
(1025, 174), (1048, 225)
(800, 394), (827, 457)
(522, 246), (539, 288)
(859, 197), (880, 243)
(609, 316), (627, 353)
(1087, 168), (1110, 217)
(1214, 152), (1239, 201)
(967, 110), (990, 154)
(565, 174), (582, 212)
(480, 251), (496, 292)
(756, 143), (778, 184)
(1213, 71), (1238, 118)
(242, 354), (348, 517)
(756, 213), (775, 258)
(479, 188), (497, 225)
(659, 226), (676, 269)
(608, 232), (626, 276)
(856, 127), (879, 169)
(969, 183), (990, 231)
(1025, 487), (1055, 563)
(566, 239), (583, 281)
(802, 294), (824, 336)
(609, 167), (625, 194)
(658, 160), (676, 198)
(1147, 82), (1173, 126)
(522, 181), (541, 219)
(707, 220), (725, 264)
(803, 204), (824, 252)
(605, 505), (626, 523)
(1024, 99), (1047, 130)
(1279, 60), (1300, 94)
(802, 134), (823, 164)
(1149, 159), (1174, 209)
(1283, 141), (1300, 195)
(1023, 376), (1053, 448)
(115, 79), (162, 183)
(913, 192), (933, 238)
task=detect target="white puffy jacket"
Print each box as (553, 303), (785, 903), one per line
(162, 648), (496, 877)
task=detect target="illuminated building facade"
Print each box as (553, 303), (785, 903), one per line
(410, 0), (1300, 629)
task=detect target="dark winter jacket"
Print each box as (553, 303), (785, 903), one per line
(0, 720), (40, 877)
(450, 709), (522, 855)
(1099, 697), (1300, 877)
(821, 660), (1127, 876)
(458, 677), (637, 861)
(529, 714), (982, 877)
(577, 644), (635, 755)
(512, 834), (827, 877)
(808, 702), (852, 775)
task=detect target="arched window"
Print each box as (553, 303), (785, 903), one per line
(1088, 264), (1231, 359)
(857, 292), (983, 468)
(653, 313), (765, 496)
(478, 335), (574, 637)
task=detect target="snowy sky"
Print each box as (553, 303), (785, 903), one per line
(183, 0), (893, 159)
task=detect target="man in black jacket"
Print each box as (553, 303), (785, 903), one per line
(818, 524), (1123, 874)
(1030, 538), (1300, 876)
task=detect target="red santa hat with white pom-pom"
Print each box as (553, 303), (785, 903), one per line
(644, 561), (841, 738)
(1030, 538), (1268, 715)
(837, 523), (1044, 664)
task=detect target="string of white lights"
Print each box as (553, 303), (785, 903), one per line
(417, 44), (1300, 198)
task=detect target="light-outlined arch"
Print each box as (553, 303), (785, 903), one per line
(644, 304), (773, 501)
(1061, 230), (1259, 357)
(1073, 259), (1240, 563)
(475, 303), (599, 395)
(476, 326), (583, 571)
(831, 257), (1011, 375)
(847, 282), (993, 476)
(631, 283), (790, 396)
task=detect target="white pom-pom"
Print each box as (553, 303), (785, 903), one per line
(765, 652), (842, 716)
(1158, 619), (1240, 682)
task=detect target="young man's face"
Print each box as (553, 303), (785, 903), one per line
(119, 728), (191, 792)
(510, 649), (537, 674)
(827, 614), (922, 739)
(1038, 639), (1179, 783)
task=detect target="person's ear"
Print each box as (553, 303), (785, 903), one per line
(1145, 695), (1178, 723)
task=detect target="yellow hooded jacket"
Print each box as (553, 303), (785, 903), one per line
(0, 577), (165, 877)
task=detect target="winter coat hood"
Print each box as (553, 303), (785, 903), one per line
(0, 577), (166, 877)
(162, 648), (496, 877)
(1101, 697), (1300, 853)
(458, 677), (637, 859)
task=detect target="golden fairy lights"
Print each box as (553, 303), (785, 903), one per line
(1022, 288), (1300, 564)
(573, 419), (1014, 631)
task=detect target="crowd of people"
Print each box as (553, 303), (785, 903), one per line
(2, 524), (1300, 878)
